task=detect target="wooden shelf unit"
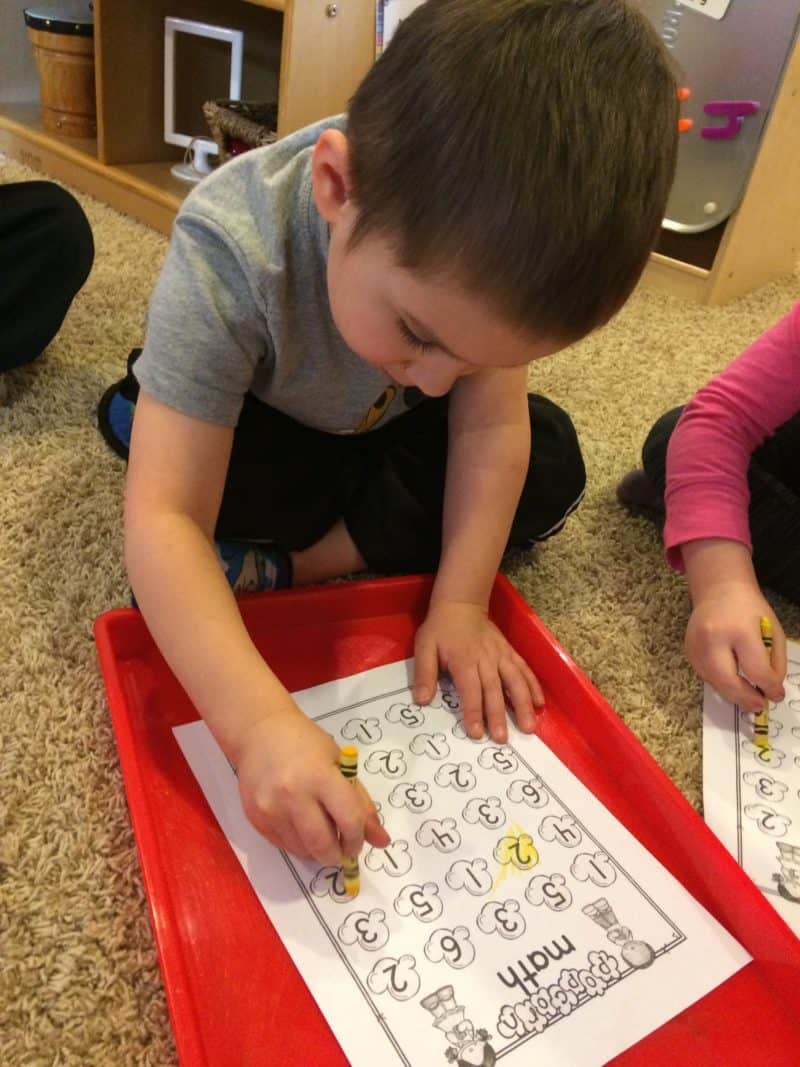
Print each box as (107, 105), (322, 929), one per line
(2, 3), (799, 303)
(0, 0), (375, 235)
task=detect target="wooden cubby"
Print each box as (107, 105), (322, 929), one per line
(0, 0), (375, 234)
(2, 4), (799, 303)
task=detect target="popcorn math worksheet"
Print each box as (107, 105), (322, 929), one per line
(703, 638), (800, 939)
(175, 660), (748, 1067)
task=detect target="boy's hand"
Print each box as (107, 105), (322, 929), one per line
(685, 581), (786, 711)
(234, 710), (390, 864)
(413, 600), (543, 742)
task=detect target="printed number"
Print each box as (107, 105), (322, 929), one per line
(398, 784), (429, 810)
(497, 912), (521, 936)
(379, 960), (409, 994)
(478, 800), (502, 827)
(354, 915), (379, 945)
(439, 934), (463, 965)
(401, 706), (424, 727)
(409, 889), (434, 919)
(467, 868), (484, 890)
(543, 882), (569, 909)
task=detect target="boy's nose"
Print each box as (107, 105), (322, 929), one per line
(408, 355), (460, 396)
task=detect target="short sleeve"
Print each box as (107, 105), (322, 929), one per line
(134, 209), (269, 427)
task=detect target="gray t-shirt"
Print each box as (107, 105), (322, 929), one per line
(135, 116), (416, 435)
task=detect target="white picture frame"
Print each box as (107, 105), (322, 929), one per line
(163, 16), (243, 149)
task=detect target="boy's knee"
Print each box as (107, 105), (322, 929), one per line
(511, 396), (585, 544)
(540, 398), (586, 508)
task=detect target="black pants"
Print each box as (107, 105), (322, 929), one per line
(0, 181), (94, 372)
(217, 392), (586, 572)
(642, 406), (800, 605)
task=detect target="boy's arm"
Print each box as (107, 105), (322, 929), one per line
(125, 391), (388, 861)
(125, 391), (282, 754)
(434, 365), (531, 607)
(413, 366), (543, 739)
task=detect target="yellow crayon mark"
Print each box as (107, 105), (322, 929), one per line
(492, 823), (539, 893)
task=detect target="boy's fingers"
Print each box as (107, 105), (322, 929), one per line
(323, 773), (366, 860)
(478, 661), (507, 743)
(413, 635), (440, 704)
(365, 814), (391, 848)
(500, 660), (536, 733)
(519, 659), (545, 706)
(293, 802), (341, 867)
(274, 826), (308, 860)
(356, 781), (391, 848)
(454, 665), (484, 739)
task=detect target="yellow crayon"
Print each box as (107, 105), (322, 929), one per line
(339, 745), (361, 896)
(754, 616), (772, 759)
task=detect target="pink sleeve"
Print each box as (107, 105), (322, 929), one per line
(664, 300), (800, 570)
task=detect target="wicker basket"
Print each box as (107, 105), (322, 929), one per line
(203, 99), (278, 163)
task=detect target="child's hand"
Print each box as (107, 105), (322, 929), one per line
(234, 710), (390, 864)
(413, 600), (543, 742)
(685, 582), (787, 710)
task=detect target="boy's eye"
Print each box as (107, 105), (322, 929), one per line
(397, 317), (435, 352)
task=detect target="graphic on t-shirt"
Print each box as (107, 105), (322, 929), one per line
(355, 386), (397, 433)
(353, 384), (427, 433)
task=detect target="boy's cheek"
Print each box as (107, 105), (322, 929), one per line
(333, 306), (396, 367)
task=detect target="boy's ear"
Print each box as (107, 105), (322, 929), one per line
(311, 129), (353, 224)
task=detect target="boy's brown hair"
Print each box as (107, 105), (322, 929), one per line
(347, 0), (678, 342)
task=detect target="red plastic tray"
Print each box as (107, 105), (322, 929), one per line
(94, 574), (800, 1067)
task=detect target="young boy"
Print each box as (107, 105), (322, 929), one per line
(114, 1), (678, 869)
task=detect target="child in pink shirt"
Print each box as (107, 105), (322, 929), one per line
(618, 300), (800, 710)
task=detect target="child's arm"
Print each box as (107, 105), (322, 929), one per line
(665, 303), (800, 569)
(666, 304), (800, 706)
(125, 391), (389, 861)
(413, 365), (543, 740)
(682, 538), (786, 710)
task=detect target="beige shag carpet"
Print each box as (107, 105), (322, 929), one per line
(2, 156), (798, 1066)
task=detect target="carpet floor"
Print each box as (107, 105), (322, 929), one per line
(2, 156), (798, 1066)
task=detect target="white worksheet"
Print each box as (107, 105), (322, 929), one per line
(703, 639), (800, 937)
(175, 660), (748, 1067)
